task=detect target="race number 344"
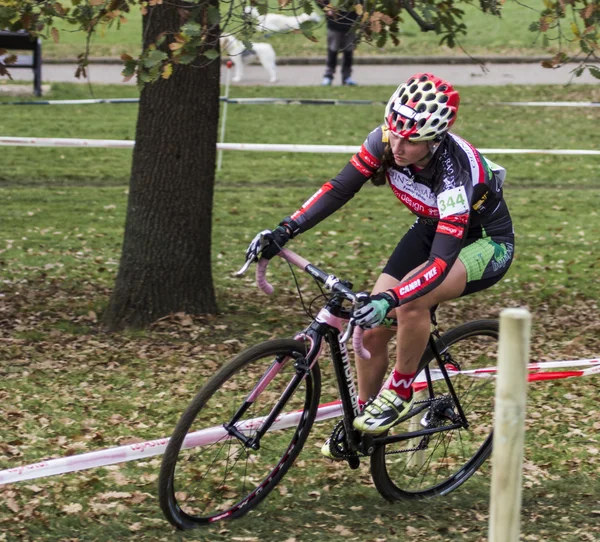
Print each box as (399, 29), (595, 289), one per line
(438, 186), (468, 219)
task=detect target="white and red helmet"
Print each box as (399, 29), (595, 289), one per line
(385, 73), (460, 141)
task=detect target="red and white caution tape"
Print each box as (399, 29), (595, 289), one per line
(0, 358), (597, 486)
(420, 358), (600, 385)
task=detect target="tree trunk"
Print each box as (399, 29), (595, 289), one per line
(104, 2), (219, 330)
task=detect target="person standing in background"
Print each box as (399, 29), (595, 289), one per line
(317, 0), (359, 86)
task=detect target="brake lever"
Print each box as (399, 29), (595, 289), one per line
(235, 257), (255, 277)
(340, 321), (354, 344)
(236, 232), (272, 277)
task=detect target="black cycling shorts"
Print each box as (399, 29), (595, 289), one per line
(382, 219), (514, 297)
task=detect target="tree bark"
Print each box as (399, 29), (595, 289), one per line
(104, 2), (219, 330)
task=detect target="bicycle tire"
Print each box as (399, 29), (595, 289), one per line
(370, 319), (498, 500)
(158, 339), (321, 529)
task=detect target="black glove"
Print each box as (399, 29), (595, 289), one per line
(246, 225), (292, 262)
(261, 225), (291, 260)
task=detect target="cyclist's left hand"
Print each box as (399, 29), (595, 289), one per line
(352, 292), (397, 329)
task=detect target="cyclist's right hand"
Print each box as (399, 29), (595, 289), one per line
(351, 291), (397, 329)
(246, 226), (291, 262)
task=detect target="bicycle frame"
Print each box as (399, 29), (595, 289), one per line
(311, 305), (469, 455)
(224, 288), (470, 460)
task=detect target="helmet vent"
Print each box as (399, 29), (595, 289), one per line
(406, 119), (416, 129)
(439, 84), (448, 91)
(431, 118), (440, 126)
(401, 94), (409, 105)
(413, 92), (423, 102)
(419, 75), (428, 82)
(425, 93), (436, 101)
(410, 84), (419, 93)
(440, 107), (449, 117)
(438, 122), (448, 131)
(426, 131), (436, 138)
(438, 94), (449, 103)
(417, 118), (427, 128)
(423, 82), (434, 91)
(428, 103), (438, 113)
(416, 103), (427, 113)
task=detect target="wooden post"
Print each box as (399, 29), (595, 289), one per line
(488, 308), (531, 542)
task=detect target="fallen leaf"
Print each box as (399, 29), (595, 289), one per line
(62, 503), (83, 514)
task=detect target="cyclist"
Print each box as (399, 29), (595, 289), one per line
(246, 73), (514, 453)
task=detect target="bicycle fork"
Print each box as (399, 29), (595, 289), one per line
(223, 352), (312, 450)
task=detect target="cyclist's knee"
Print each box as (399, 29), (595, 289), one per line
(363, 326), (393, 353)
(396, 299), (431, 321)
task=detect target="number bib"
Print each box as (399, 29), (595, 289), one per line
(437, 186), (469, 219)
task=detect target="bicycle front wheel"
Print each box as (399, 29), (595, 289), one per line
(159, 339), (321, 529)
(370, 320), (498, 500)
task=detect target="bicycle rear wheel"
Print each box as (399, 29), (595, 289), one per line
(370, 320), (498, 500)
(159, 339), (320, 529)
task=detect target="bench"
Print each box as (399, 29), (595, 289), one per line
(0, 31), (42, 96)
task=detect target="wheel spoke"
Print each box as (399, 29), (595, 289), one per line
(159, 340), (320, 529)
(370, 321), (498, 499)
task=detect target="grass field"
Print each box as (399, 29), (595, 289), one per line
(43, 0), (570, 60)
(1, 82), (599, 540)
(2, 83), (600, 187)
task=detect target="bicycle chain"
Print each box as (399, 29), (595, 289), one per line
(326, 394), (455, 460)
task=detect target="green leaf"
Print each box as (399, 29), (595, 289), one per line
(121, 59), (137, 78)
(142, 48), (167, 69)
(204, 48), (219, 60)
(589, 66), (600, 80)
(178, 52), (197, 64)
(580, 39), (591, 54)
(256, 2), (269, 16)
(138, 69), (152, 83)
(181, 22), (202, 37)
(207, 6), (220, 25)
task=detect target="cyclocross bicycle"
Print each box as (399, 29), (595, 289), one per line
(158, 247), (499, 530)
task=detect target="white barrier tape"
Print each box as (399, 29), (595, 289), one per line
(0, 358), (597, 486)
(0, 137), (134, 149)
(2, 98), (599, 108)
(499, 101), (600, 108)
(0, 403), (343, 486)
(1, 137), (599, 156)
(0, 97), (384, 107)
(0, 98), (140, 106)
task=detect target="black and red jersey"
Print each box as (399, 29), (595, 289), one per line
(283, 125), (512, 306)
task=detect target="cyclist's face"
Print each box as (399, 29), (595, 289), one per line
(389, 131), (431, 167)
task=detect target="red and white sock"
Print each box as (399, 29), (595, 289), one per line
(358, 398), (367, 412)
(386, 369), (415, 401)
